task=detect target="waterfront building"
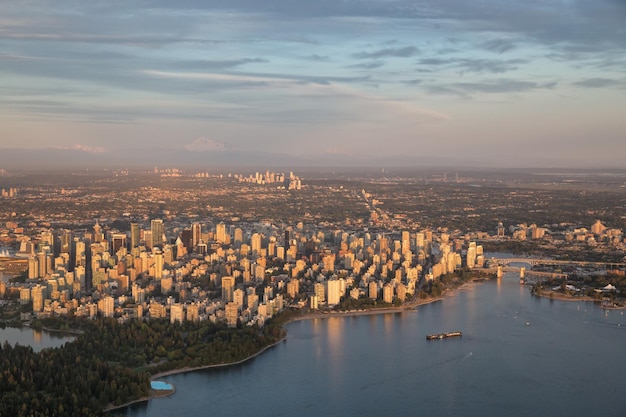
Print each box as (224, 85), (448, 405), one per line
(396, 284), (407, 302)
(314, 282), (325, 303)
(467, 242), (477, 269)
(310, 294), (319, 310)
(350, 287), (360, 300)
(383, 283), (394, 304)
(327, 279), (341, 306)
(368, 280), (379, 299)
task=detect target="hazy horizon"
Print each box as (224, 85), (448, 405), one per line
(1, 1), (625, 168)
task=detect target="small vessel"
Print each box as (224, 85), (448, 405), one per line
(426, 331), (462, 340)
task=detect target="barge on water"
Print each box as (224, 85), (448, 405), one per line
(426, 331), (462, 340)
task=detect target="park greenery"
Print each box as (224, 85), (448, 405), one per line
(0, 317), (284, 417)
(531, 272), (626, 303)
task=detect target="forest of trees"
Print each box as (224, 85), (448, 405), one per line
(0, 317), (285, 417)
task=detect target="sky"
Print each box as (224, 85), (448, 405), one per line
(1, 0), (625, 168)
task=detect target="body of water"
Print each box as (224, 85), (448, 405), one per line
(123, 273), (626, 417)
(0, 326), (75, 352)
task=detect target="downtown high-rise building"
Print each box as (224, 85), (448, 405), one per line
(111, 233), (126, 255)
(130, 223), (140, 249)
(192, 223), (202, 247)
(251, 233), (262, 255)
(151, 219), (164, 248)
(180, 228), (193, 252)
(216, 223), (228, 244)
(154, 250), (164, 279)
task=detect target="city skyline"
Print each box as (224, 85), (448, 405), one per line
(1, 1), (625, 168)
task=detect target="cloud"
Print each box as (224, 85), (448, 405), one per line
(170, 58), (268, 70)
(572, 78), (626, 88)
(183, 137), (226, 151)
(353, 46), (419, 59)
(349, 60), (385, 69)
(142, 69), (370, 86)
(426, 79), (557, 96)
(1, 0), (625, 168)
(305, 54), (330, 61)
(416, 57), (526, 74)
(481, 39), (518, 54)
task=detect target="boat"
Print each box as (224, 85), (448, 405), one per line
(426, 331), (462, 340)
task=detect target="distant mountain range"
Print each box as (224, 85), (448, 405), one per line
(0, 147), (618, 171)
(0, 147), (477, 170)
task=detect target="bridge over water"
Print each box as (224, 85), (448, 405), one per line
(485, 266), (568, 280)
(489, 257), (626, 269)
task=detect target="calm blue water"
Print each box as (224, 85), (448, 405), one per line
(0, 326), (75, 352)
(127, 272), (625, 416)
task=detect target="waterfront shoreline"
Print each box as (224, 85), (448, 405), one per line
(107, 280), (483, 412)
(149, 335), (287, 380)
(106, 335), (288, 412)
(287, 280), (483, 323)
(534, 290), (626, 308)
(534, 290), (597, 303)
(23, 322), (85, 335)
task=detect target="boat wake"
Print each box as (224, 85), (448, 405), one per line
(358, 352), (474, 390)
(458, 352), (473, 365)
(583, 321), (625, 329)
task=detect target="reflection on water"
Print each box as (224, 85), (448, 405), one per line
(124, 273), (626, 417)
(0, 326), (75, 352)
(326, 317), (344, 386)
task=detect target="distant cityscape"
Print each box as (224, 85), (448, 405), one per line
(1, 168), (625, 328)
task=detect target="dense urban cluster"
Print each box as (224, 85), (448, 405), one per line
(3, 216), (459, 326)
(1, 169), (625, 328)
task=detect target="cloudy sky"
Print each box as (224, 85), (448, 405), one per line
(1, 0), (625, 167)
